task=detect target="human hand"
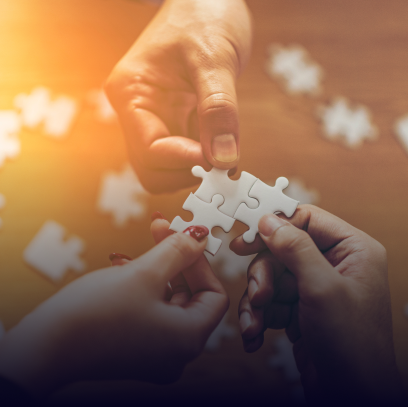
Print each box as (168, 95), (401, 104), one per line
(105, 0), (252, 193)
(0, 218), (228, 399)
(231, 205), (405, 404)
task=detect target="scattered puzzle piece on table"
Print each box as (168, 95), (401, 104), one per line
(281, 178), (319, 205)
(192, 166), (258, 217)
(266, 44), (323, 95)
(234, 178), (299, 243)
(394, 115), (408, 156)
(318, 98), (378, 149)
(98, 164), (148, 227)
(0, 194), (5, 228)
(205, 313), (237, 352)
(0, 110), (21, 168)
(14, 87), (78, 138)
(268, 335), (300, 382)
(87, 89), (117, 123)
(205, 229), (255, 282)
(170, 193), (235, 255)
(24, 220), (86, 283)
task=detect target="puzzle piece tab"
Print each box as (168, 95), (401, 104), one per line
(234, 178), (299, 243)
(0, 110), (21, 168)
(192, 166), (258, 217)
(169, 193), (235, 255)
(24, 220), (86, 282)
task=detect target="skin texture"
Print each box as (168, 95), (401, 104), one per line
(0, 220), (228, 399)
(231, 205), (406, 404)
(105, 0), (252, 193)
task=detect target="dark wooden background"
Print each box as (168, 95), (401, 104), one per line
(1, 0), (408, 403)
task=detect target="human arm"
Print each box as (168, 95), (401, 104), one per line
(232, 206), (406, 404)
(0, 220), (228, 400)
(105, 0), (252, 193)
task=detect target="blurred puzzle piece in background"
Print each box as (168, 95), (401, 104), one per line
(23, 220), (86, 283)
(14, 87), (78, 138)
(0, 110), (21, 168)
(317, 97), (378, 149)
(205, 313), (237, 352)
(98, 164), (149, 227)
(266, 44), (323, 95)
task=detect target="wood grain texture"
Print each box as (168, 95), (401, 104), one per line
(0, 0), (407, 402)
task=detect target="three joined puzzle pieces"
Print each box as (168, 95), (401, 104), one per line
(170, 166), (299, 255)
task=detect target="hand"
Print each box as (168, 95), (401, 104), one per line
(0, 219), (228, 399)
(231, 205), (405, 404)
(105, 0), (252, 193)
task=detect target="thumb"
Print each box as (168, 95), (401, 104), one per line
(129, 228), (208, 285)
(194, 67), (239, 169)
(258, 214), (340, 295)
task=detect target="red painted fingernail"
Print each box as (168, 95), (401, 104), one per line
(151, 211), (167, 221)
(109, 253), (132, 262)
(183, 226), (209, 241)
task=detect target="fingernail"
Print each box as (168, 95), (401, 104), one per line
(109, 253), (132, 262)
(248, 278), (258, 300)
(259, 214), (288, 237)
(183, 225), (209, 241)
(151, 211), (166, 221)
(239, 312), (252, 334)
(212, 134), (237, 163)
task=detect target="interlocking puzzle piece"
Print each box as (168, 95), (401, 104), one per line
(268, 335), (300, 382)
(24, 220), (86, 283)
(0, 110), (21, 168)
(205, 229), (255, 281)
(98, 164), (148, 227)
(192, 166), (258, 217)
(205, 313), (237, 352)
(317, 97), (378, 149)
(170, 193), (235, 255)
(394, 115), (408, 156)
(266, 44), (323, 95)
(234, 178), (299, 244)
(87, 89), (117, 123)
(14, 87), (78, 138)
(281, 178), (319, 205)
(0, 194), (5, 228)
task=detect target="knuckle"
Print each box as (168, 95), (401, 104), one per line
(199, 92), (238, 117)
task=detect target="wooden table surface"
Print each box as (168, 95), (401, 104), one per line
(1, 0), (408, 402)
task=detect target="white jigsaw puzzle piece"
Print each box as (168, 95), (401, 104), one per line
(268, 335), (300, 382)
(0, 194), (5, 228)
(169, 193), (235, 255)
(14, 87), (78, 137)
(192, 166), (258, 217)
(234, 178), (299, 243)
(205, 313), (237, 352)
(98, 164), (148, 227)
(24, 220), (85, 283)
(0, 110), (21, 168)
(266, 44), (323, 95)
(318, 98), (378, 148)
